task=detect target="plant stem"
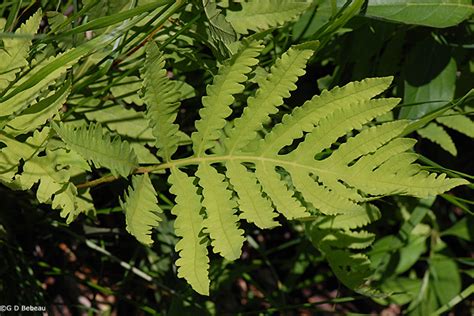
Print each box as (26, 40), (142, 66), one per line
(75, 154), (337, 189)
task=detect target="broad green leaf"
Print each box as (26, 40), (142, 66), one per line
(365, 0), (474, 28)
(395, 234), (428, 274)
(377, 278), (422, 305)
(430, 255), (462, 306)
(400, 37), (457, 119)
(441, 217), (474, 241)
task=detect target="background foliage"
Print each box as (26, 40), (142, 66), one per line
(0, 0), (473, 315)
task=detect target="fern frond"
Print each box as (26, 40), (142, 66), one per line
(321, 121), (409, 166)
(0, 127), (50, 184)
(436, 110), (474, 138)
(226, 161), (279, 228)
(0, 10), (42, 91)
(418, 123), (457, 156)
(16, 154), (70, 202)
(254, 162), (309, 219)
(120, 173), (161, 245)
(324, 205), (382, 229)
(52, 122), (138, 177)
(226, 0), (310, 34)
(225, 45), (315, 153)
(321, 230), (376, 250)
(169, 168), (209, 295)
(129, 46), (468, 294)
(5, 83), (70, 136)
(258, 77), (394, 155)
(191, 39), (263, 155)
(196, 163), (245, 260)
(12, 146), (86, 223)
(291, 98), (400, 159)
(306, 220), (375, 291)
(53, 183), (79, 224)
(141, 42), (181, 161)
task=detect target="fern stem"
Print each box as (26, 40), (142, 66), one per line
(75, 154), (334, 189)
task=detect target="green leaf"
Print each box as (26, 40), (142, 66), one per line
(202, 0), (237, 57)
(226, 161), (279, 229)
(191, 39), (263, 155)
(418, 123), (457, 156)
(436, 110), (474, 138)
(120, 173), (162, 245)
(4, 82), (71, 136)
(0, 50), (80, 118)
(0, 10), (42, 91)
(83, 104), (155, 144)
(52, 122), (139, 177)
(226, 0), (310, 34)
(169, 168), (209, 295)
(400, 37), (457, 120)
(441, 217), (474, 241)
(224, 44), (316, 153)
(0, 127), (50, 185)
(430, 255), (462, 306)
(365, 0), (474, 28)
(378, 278), (422, 305)
(196, 163), (245, 260)
(141, 42), (182, 161)
(13, 146), (85, 223)
(66, 45), (468, 295)
(109, 76), (144, 106)
(395, 234), (428, 274)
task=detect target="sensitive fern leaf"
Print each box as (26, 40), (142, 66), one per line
(226, 0), (310, 34)
(138, 45), (467, 294)
(169, 168), (209, 295)
(52, 122), (138, 177)
(120, 173), (162, 245)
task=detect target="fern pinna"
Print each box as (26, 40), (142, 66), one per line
(1, 24), (467, 294)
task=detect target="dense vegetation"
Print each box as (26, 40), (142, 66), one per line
(0, 0), (473, 315)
